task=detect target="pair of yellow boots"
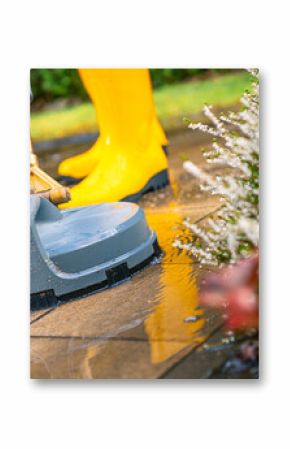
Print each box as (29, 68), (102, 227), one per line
(58, 69), (169, 208)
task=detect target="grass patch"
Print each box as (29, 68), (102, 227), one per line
(31, 71), (252, 141)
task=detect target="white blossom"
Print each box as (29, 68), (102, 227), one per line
(174, 70), (259, 265)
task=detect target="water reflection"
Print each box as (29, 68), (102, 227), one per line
(31, 140), (221, 378)
(145, 265), (204, 364)
(144, 204), (205, 364)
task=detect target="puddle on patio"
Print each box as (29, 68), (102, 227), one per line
(31, 203), (221, 378)
(31, 133), (222, 378)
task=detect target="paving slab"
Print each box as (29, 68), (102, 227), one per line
(31, 261), (204, 337)
(31, 311), (222, 379)
(30, 308), (55, 324)
(31, 130), (226, 378)
(161, 327), (228, 379)
(31, 336), (193, 379)
(30, 256), (222, 378)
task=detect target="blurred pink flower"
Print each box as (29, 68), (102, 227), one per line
(199, 252), (259, 330)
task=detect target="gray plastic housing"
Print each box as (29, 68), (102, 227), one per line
(30, 195), (157, 299)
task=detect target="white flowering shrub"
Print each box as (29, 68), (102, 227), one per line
(174, 69), (259, 266)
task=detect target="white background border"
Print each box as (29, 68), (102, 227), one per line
(1, 1), (289, 447)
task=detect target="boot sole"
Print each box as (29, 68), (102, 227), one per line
(121, 169), (169, 202)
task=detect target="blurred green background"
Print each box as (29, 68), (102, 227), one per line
(31, 69), (252, 141)
(31, 69), (221, 103)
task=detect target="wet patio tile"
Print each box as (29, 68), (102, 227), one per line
(31, 130), (228, 378)
(31, 254), (222, 379)
(31, 263), (202, 338)
(161, 328), (228, 379)
(31, 312), (221, 379)
(31, 264), (159, 338)
(30, 335), (192, 379)
(30, 308), (55, 324)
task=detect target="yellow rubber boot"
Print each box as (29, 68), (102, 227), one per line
(61, 69), (169, 207)
(58, 69), (168, 181)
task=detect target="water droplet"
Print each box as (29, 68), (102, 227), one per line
(184, 315), (201, 323)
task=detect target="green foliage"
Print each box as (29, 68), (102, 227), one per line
(30, 68), (227, 102)
(238, 241), (254, 255)
(30, 69), (88, 102)
(150, 68), (206, 88)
